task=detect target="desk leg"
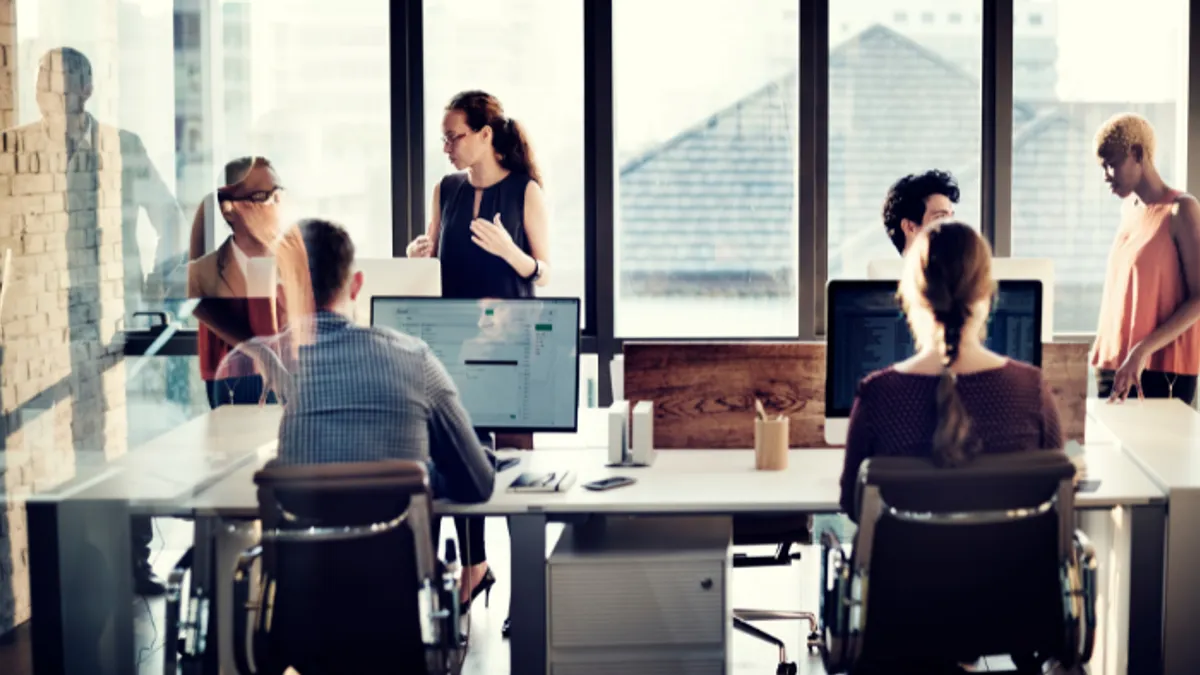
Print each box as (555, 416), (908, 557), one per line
(508, 513), (547, 675)
(180, 516), (220, 675)
(27, 499), (134, 675)
(1128, 504), (1166, 675)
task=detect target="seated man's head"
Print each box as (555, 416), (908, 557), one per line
(300, 219), (363, 315)
(882, 170), (960, 254)
(1095, 113), (1157, 200)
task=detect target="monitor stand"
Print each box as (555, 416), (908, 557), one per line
(475, 429), (535, 452)
(476, 429), (496, 453)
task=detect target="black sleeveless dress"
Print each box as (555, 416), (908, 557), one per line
(437, 171), (535, 300)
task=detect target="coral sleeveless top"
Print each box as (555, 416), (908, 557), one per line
(1092, 190), (1200, 376)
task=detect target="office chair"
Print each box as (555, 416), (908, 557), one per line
(731, 516), (819, 675)
(226, 459), (465, 675)
(818, 451), (1098, 674)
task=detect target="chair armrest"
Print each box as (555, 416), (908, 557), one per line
(820, 529), (842, 551)
(818, 528), (852, 672)
(163, 548), (194, 675)
(232, 545), (263, 675)
(1073, 529), (1098, 664)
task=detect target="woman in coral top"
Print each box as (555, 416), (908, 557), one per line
(1092, 113), (1200, 405)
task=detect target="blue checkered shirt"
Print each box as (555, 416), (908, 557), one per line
(276, 311), (495, 503)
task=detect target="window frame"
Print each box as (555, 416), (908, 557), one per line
(127, 0), (1200, 413)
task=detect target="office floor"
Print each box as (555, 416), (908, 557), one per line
(0, 516), (1023, 675)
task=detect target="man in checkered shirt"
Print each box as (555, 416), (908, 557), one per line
(276, 218), (495, 504)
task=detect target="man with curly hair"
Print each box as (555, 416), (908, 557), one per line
(881, 169), (960, 254)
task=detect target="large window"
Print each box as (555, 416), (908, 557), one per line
(12, 0), (389, 442)
(16, 0), (390, 329)
(1011, 0), (1188, 333)
(422, 0), (585, 321)
(613, 0), (800, 338)
(827, 1), (982, 279)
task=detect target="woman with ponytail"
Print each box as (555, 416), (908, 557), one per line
(838, 221), (1064, 518)
(405, 91), (553, 634)
(406, 90), (551, 297)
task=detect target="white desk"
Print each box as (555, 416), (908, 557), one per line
(22, 405), (282, 675)
(184, 409), (1164, 675)
(191, 441), (1162, 518)
(24, 406), (1168, 675)
(1089, 398), (1200, 675)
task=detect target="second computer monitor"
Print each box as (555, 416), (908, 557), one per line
(354, 258), (443, 325)
(371, 296), (580, 432)
(866, 257), (1055, 342)
(823, 279), (1042, 445)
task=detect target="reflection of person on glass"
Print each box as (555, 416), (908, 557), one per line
(405, 91), (551, 637)
(1091, 113), (1200, 405)
(11, 46), (185, 598)
(187, 157), (287, 408)
(11, 47), (185, 321)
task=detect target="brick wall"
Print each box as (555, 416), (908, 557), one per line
(0, 0), (129, 633)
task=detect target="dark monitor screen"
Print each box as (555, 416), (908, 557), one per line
(371, 297), (581, 432)
(824, 280), (1042, 416)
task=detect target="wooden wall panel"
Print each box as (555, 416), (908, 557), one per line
(623, 342), (827, 449)
(1042, 342), (1089, 444)
(624, 341), (1088, 449)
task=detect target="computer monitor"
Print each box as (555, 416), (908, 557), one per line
(866, 257), (1055, 342)
(823, 279), (1042, 446)
(354, 258), (442, 325)
(371, 297), (580, 433)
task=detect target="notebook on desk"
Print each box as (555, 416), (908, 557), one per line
(508, 470), (576, 493)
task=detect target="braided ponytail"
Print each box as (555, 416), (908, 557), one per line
(899, 221), (992, 467)
(932, 307), (979, 466)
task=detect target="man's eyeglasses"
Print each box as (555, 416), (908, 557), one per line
(219, 186), (284, 204)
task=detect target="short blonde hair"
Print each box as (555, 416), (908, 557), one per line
(1095, 113), (1157, 162)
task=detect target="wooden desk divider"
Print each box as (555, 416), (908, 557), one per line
(623, 341), (1088, 449)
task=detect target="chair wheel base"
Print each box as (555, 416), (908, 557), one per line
(806, 631), (820, 651)
(776, 662), (797, 675)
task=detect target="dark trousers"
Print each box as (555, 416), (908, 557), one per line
(1096, 369), (1198, 406)
(432, 516), (489, 566)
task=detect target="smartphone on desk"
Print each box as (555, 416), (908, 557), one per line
(583, 476), (636, 491)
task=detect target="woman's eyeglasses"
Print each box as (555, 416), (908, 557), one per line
(219, 186), (284, 204)
(441, 131), (471, 146)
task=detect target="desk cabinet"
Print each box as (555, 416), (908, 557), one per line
(547, 516), (732, 674)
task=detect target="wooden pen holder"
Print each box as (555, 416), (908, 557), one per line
(754, 418), (789, 471)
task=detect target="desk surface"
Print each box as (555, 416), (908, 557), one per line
(24, 405), (284, 509)
(1088, 398), (1200, 490)
(186, 408), (1164, 518)
(29, 405), (1166, 516)
(188, 441), (1163, 519)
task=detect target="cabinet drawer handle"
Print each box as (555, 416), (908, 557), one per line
(700, 578), (713, 590)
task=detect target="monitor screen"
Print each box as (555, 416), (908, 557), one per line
(824, 280), (1042, 417)
(371, 297), (580, 432)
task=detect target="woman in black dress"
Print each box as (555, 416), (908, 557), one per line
(406, 91), (551, 633)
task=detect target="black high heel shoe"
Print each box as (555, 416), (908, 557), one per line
(460, 567), (496, 613)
